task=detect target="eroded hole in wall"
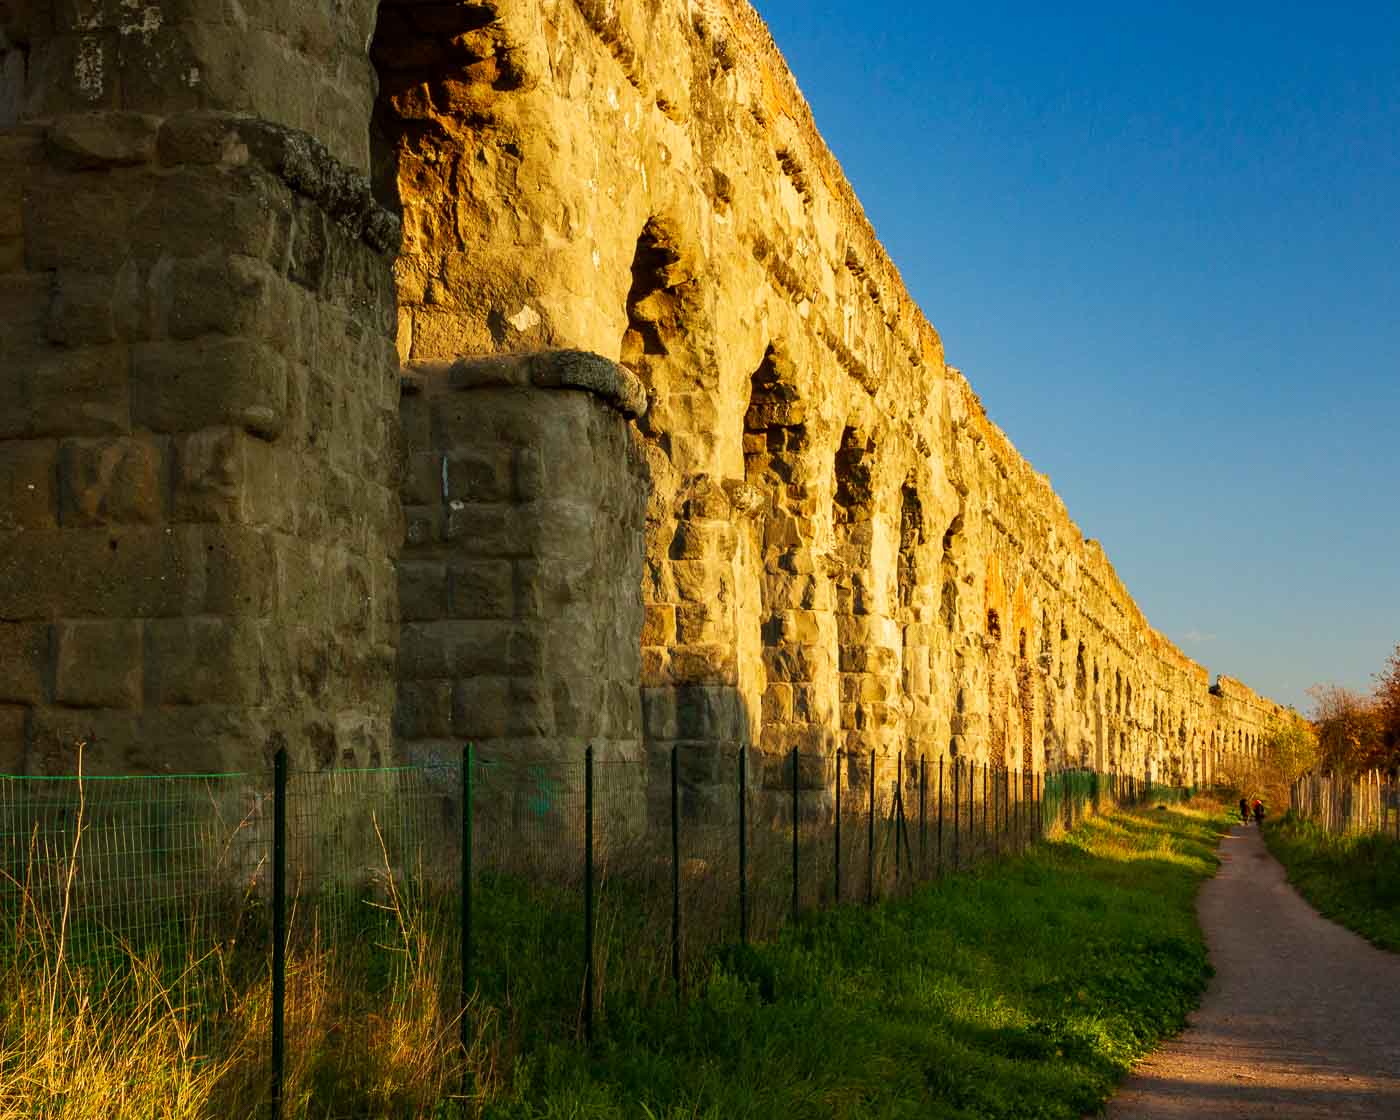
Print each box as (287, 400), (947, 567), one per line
(621, 219), (686, 385)
(833, 426), (874, 519)
(939, 513), (963, 632)
(1075, 642), (1087, 701)
(369, 2), (508, 215)
(897, 481), (923, 612)
(986, 608), (1001, 641)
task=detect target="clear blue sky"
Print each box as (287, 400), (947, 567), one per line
(752, 0), (1400, 714)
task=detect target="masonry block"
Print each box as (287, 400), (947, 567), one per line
(0, 622), (49, 704)
(60, 436), (164, 525)
(144, 619), (265, 706)
(132, 337), (288, 439)
(0, 440), (58, 529)
(54, 620), (143, 708)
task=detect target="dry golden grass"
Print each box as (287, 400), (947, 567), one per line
(0, 762), (496, 1120)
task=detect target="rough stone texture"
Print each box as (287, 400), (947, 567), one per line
(374, 0), (1287, 799)
(395, 354), (647, 768)
(0, 13), (401, 772)
(0, 1), (1286, 783)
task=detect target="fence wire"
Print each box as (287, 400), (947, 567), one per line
(2, 748), (1180, 1084)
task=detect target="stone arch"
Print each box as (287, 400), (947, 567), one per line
(744, 344), (828, 764)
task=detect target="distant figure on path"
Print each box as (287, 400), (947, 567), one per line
(1252, 798), (1265, 826)
(1239, 797), (1250, 825)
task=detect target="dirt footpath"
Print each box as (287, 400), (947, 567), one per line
(1104, 823), (1400, 1118)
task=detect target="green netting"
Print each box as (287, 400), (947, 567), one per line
(0, 772), (266, 971)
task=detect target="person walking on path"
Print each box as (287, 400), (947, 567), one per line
(1238, 797), (1250, 826)
(1105, 818), (1400, 1118)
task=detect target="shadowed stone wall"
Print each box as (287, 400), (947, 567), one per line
(394, 350), (648, 766)
(0, 2), (400, 773)
(0, 0), (1288, 783)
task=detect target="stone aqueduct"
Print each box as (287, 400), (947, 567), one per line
(0, 0), (1286, 794)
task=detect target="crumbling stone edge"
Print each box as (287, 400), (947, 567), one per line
(43, 109), (401, 256)
(403, 350), (650, 420)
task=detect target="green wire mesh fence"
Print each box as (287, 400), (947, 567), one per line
(1, 747), (1185, 1113)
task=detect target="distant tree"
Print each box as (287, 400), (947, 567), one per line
(1263, 713), (1317, 784)
(1307, 683), (1385, 775)
(1375, 643), (1400, 771)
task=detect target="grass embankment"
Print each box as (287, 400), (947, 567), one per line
(1264, 813), (1400, 952)
(488, 802), (1226, 1119)
(1, 802), (1226, 1119)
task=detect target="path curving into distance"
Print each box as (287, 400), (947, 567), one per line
(1103, 822), (1400, 1119)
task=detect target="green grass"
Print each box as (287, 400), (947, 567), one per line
(1263, 812), (1400, 952)
(481, 802), (1227, 1120)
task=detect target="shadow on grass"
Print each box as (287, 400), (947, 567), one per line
(478, 804), (1226, 1120)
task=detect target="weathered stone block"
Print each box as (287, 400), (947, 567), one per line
(446, 559), (515, 619)
(0, 440), (58, 529)
(394, 679), (454, 740)
(641, 604), (675, 647)
(0, 622), (49, 704)
(132, 337), (288, 438)
(670, 642), (737, 686)
(54, 620), (142, 709)
(444, 448), (513, 504)
(449, 676), (512, 739)
(675, 684), (741, 740)
(399, 620), (537, 679)
(46, 113), (160, 170)
(60, 436), (164, 525)
(397, 559), (446, 621)
(145, 618), (265, 706)
(168, 254), (283, 341)
(642, 686), (677, 740)
(26, 343), (130, 437)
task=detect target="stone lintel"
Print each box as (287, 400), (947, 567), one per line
(403, 350), (648, 420)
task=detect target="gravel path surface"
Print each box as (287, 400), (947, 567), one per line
(1103, 822), (1400, 1119)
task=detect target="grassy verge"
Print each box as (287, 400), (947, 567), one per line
(1, 800), (1226, 1118)
(485, 800), (1227, 1119)
(1263, 812), (1400, 952)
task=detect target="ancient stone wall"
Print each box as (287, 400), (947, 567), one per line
(372, 0), (1288, 797)
(394, 350), (648, 767)
(0, 2), (400, 773)
(0, 0), (1287, 786)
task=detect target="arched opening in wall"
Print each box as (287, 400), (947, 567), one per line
(1115, 670), (1122, 715)
(986, 608), (1002, 642)
(1017, 629), (1027, 659)
(1074, 643), (1087, 702)
(1126, 681), (1133, 719)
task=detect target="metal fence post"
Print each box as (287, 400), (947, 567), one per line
(993, 766), (1001, 857)
(583, 745), (595, 1043)
(952, 757), (960, 872)
(895, 751), (904, 881)
(671, 744), (681, 999)
(738, 745), (748, 945)
(982, 763), (989, 852)
(835, 749), (843, 903)
(967, 759), (974, 861)
(919, 756), (927, 877)
(791, 746), (800, 923)
(937, 756), (945, 875)
(867, 749), (876, 905)
(271, 747), (286, 1120)
(460, 743), (474, 1078)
